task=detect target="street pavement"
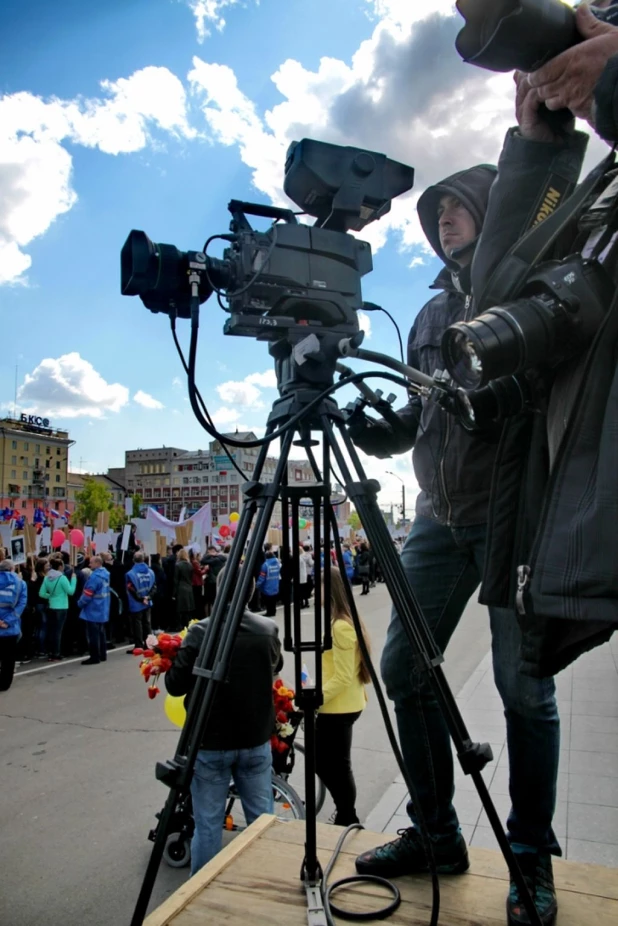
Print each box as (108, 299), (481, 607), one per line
(0, 582), (490, 926)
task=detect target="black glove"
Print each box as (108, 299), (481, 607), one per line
(346, 412), (391, 457)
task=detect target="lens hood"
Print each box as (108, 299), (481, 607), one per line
(456, 0), (579, 73)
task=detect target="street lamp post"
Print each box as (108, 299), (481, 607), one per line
(386, 471), (406, 525)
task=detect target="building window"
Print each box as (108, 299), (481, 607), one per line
(57, 448), (61, 455)
(56, 461), (60, 469)
(22, 501), (27, 509)
(56, 475), (61, 483)
(11, 440), (17, 450)
(11, 456), (16, 465)
(35, 444), (40, 453)
(10, 470), (16, 479)
(23, 471), (28, 480)
(23, 442), (29, 450)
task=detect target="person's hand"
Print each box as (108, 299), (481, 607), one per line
(0, 620), (8, 629)
(528, 4), (618, 127)
(514, 71), (568, 142)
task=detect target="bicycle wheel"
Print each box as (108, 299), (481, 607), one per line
(272, 774), (306, 821)
(290, 743), (326, 814)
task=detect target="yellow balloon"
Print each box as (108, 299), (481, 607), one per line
(229, 511), (240, 523)
(164, 694), (186, 729)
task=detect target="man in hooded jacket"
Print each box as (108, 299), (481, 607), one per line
(349, 162), (583, 925)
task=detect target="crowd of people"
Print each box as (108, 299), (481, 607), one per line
(0, 532), (386, 692)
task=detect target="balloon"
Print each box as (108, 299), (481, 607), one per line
(229, 511), (240, 523)
(219, 524), (231, 538)
(298, 518), (307, 529)
(69, 528), (84, 547)
(52, 529), (66, 548)
(164, 694), (186, 729)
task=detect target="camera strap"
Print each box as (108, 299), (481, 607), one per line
(476, 149), (616, 313)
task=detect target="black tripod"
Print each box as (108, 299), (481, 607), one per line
(130, 372), (542, 926)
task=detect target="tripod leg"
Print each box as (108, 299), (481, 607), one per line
(320, 415), (543, 926)
(131, 428), (297, 926)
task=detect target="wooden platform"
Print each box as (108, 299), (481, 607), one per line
(144, 816), (618, 925)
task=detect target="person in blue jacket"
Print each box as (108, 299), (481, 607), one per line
(342, 545), (355, 583)
(0, 559), (28, 691)
(125, 551), (155, 653)
(256, 550), (281, 617)
(78, 555), (111, 666)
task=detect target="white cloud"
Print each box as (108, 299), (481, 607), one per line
(134, 390), (165, 409)
(186, 8), (519, 257)
(211, 406), (242, 424)
(0, 66), (195, 284)
(216, 378), (264, 407)
(172, 376), (183, 389)
(215, 368), (279, 408)
(187, 0), (242, 41)
(18, 352), (129, 418)
(358, 310), (372, 339)
(245, 369), (277, 388)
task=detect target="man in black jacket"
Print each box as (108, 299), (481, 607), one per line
(165, 574), (282, 874)
(475, 7), (618, 678)
(350, 158), (584, 925)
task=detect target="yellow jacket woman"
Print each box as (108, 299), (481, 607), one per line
(316, 568), (371, 826)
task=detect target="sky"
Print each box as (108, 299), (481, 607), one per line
(0, 0), (604, 511)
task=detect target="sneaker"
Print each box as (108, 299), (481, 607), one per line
(355, 827), (469, 878)
(507, 852), (557, 926)
(81, 658), (100, 665)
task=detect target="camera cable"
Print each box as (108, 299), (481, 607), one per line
(361, 302), (405, 363)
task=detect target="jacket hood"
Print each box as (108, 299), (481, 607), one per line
(47, 569), (63, 579)
(131, 562), (150, 573)
(417, 164), (497, 273)
(0, 572), (16, 588)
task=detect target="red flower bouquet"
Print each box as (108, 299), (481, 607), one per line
(137, 631), (184, 698)
(270, 679), (302, 774)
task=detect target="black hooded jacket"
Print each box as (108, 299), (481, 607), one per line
(351, 165), (498, 527)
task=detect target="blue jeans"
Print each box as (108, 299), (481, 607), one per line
(190, 741), (273, 875)
(381, 515), (561, 855)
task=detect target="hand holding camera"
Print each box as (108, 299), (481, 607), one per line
(528, 4), (618, 127)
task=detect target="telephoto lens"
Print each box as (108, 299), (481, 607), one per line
(441, 256), (613, 389)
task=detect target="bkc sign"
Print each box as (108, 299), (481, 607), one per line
(20, 414), (51, 428)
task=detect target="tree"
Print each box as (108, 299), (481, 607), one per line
(109, 505), (127, 531)
(73, 479), (113, 526)
(347, 510), (362, 532)
(131, 493), (144, 517)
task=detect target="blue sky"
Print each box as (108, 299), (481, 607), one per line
(0, 0), (593, 506)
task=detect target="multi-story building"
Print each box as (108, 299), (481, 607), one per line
(123, 437), (348, 530)
(125, 447), (187, 518)
(0, 415), (73, 519)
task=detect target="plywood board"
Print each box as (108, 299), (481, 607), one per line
(144, 820), (618, 926)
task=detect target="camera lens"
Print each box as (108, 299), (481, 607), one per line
(442, 329), (485, 389)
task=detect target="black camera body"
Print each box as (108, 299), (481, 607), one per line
(221, 201), (372, 341)
(120, 139), (414, 346)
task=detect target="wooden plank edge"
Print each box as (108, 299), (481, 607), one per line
(143, 814), (278, 926)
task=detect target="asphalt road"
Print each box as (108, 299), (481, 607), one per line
(0, 582), (490, 926)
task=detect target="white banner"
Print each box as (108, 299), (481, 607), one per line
(145, 503), (212, 547)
